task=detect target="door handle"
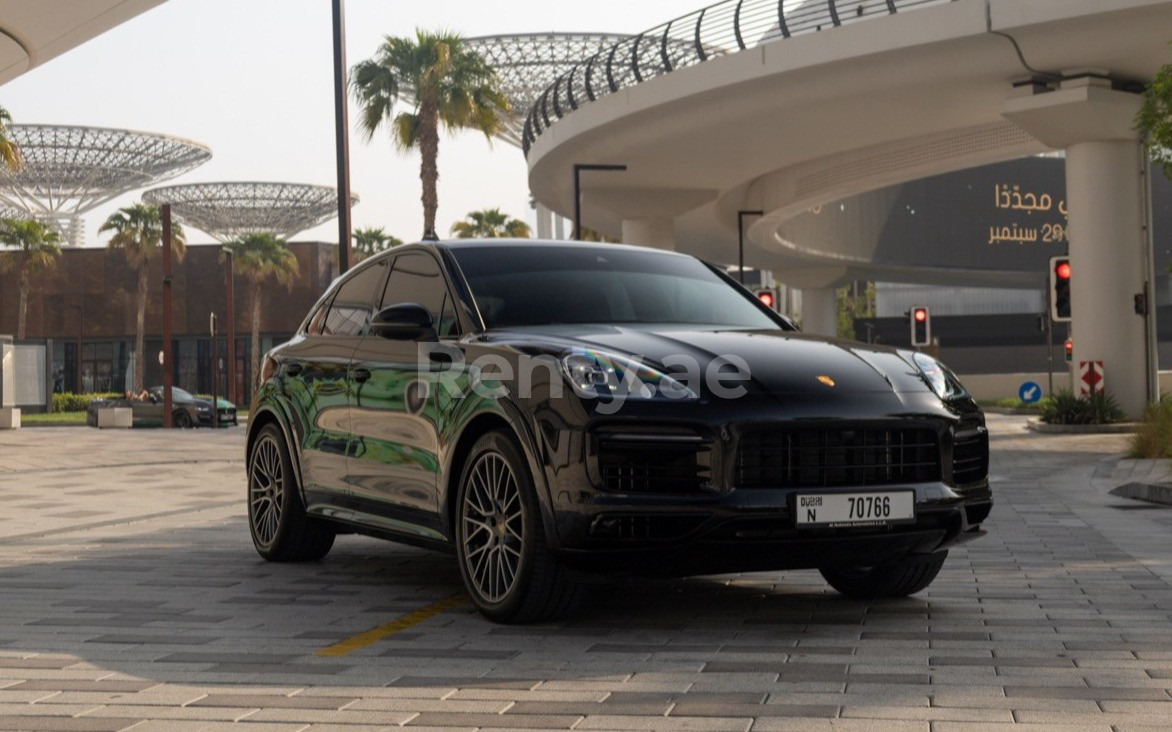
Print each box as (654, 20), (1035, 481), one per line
(283, 362), (303, 376)
(352, 367), (372, 383)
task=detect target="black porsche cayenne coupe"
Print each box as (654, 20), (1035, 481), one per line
(246, 240), (990, 622)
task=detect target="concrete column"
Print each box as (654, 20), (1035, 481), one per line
(1065, 140), (1150, 415)
(535, 203), (553, 240)
(800, 287), (838, 337)
(1004, 78), (1153, 416)
(621, 217), (675, 251)
(554, 214), (566, 240)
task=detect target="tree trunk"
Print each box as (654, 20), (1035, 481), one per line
(134, 267), (148, 393)
(418, 97), (440, 239)
(16, 262), (28, 340)
(251, 282), (262, 398)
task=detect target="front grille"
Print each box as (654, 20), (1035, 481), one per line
(951, 429), (988, 485)
(736, 426), (940, 489)
(596, 432), (713, 494)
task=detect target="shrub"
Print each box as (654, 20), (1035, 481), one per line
(51, 392), (121, 413)
(1129, 395), (1172, 458)
(1039, 389), (1125, 425)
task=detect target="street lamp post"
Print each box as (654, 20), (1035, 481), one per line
(222, 246), (236, 405)
(162, 203), (173, 429)
(332, 0), (353, 273)
(737, 210), (764, 284)
(571, 163), (627, 240)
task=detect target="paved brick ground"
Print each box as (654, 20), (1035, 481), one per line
(0, 417), (1170, 731)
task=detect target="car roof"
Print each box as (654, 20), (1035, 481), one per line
(431, 238), (692, 258)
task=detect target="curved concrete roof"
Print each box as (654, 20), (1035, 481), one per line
(0, 0), (166, 85)
(526, 0), (1172, 288)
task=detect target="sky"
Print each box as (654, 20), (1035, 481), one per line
(0, 0), (689, 247)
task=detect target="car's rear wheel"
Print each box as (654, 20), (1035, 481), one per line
(248, 423), (335, 562)
(455, 430), (579, 623)
(173, 411), (193, 429)
(820, 551), (947, 598)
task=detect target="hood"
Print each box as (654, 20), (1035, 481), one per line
(486, 325), (931, 396)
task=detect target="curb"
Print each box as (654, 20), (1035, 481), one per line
(1111, 482), (1172, 507)
(1026, 419), (1138, 434)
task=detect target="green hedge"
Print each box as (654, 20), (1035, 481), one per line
(1038, 389), (1125, 425)
(51, 392), (122, 413)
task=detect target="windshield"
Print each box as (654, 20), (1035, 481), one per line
(152, 386), (195, 401)
(450, 246), (783, 330)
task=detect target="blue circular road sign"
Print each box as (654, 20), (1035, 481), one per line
(1018, 381), (1043, 404)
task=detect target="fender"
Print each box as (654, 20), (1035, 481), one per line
(439, 396), (561, 550)
(246, 394), (309, 506)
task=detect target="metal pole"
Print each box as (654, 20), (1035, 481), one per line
(737, 210), (763, 284)
(224, 249), (236, 405)
(571, 163), (627, 240)
(210, 313), (218, 430)
(1046, 307), (1054, 400)
(162, 203), (173, 429)
(332, 0), (353, 273)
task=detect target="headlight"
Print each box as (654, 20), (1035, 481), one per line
(560, 349), (696, 401)
(197, 406), (210, 413)
(912, 352), (965, 400)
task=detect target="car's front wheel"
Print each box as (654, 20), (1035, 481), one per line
(820, 551), (947, 598)
(248, 424), (335, 562)
(173, 411), (193, 429)
(455, 430), (579, 623)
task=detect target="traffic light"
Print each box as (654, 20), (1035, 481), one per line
(910, 306), (930, 347)
(1050, 256), (1071, 322)
(755, 288), (776, 311)
(1064, 339), (1073, 363)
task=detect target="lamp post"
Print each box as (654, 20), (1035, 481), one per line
(221, 246), (236, 405)
(162, 203), (173, 429)
(737, 210), (764, 284)
(332, 0), (353, 273)
(571, 163), (627, 240)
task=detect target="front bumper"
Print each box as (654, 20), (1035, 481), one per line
(551, 488), (991, 576)
(532, 392), (991, 577)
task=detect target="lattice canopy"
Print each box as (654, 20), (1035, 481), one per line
(142, 182), (355, 243)
(462, 34), (631, 147)
(0, 125), (212, 245)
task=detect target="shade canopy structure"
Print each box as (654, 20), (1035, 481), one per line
(461, 33), (631, 147)
(0, 124), (212, 245)
(142, 182), (357, 243)
(0, 0), (167, 85)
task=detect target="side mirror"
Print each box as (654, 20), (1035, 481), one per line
(371, 303), (436, 341)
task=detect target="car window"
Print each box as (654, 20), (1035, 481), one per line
(380, 253), (449, 331)
(436, 293), (461, 338)
(323, 261), (388, 336)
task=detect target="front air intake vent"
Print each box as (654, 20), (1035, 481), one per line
(737, 426), (940, 489)
(594, 430), (714, 494)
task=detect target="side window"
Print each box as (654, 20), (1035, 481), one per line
(437, 294), (461, 338)
(323, 261), (387, 336)
(380, 253), (453, 334)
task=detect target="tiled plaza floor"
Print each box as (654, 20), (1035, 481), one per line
(0, 416), (1170, 731)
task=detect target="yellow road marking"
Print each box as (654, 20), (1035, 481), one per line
(314, 595), (467, 657)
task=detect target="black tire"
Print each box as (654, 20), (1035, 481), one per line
(820, 551), (948, 599)
(454, 430), (580, 623)
(247, 423), (335, 562)
(173, 410), (193, 429)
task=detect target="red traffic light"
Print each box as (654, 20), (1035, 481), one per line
(1055, 261), (1071, 280)
(913, 308), (928, 323)
(757, 290), (775, 308)
(1064, 339), (1073, 362)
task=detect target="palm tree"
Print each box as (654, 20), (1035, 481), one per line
(223, 233), (299, 392)
(100, 204), (185, 393)
(450, 208), (531, 238)
(0, 106), (22, 172)
(0, 218), (61, 339)
(353, 226), (403, 261)
(351, 30), (509, 239)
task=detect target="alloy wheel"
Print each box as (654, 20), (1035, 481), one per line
(249, 434), (285, 547)
(461, 451), (524, 603)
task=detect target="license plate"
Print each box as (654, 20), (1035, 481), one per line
(794, 491), (914, 528)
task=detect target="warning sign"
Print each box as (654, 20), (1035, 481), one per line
(1079, 361), (1104, 397)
